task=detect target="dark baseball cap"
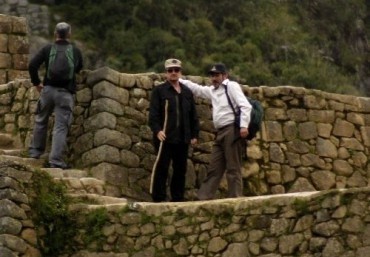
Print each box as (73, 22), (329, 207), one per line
(208, 63), (227, 74)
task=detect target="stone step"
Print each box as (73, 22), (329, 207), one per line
(0, 133), (15, 149)
(0, 154), (45, 168)
(0, 149), (24, 156)
(41, 167), (89, 178)
(53, 176), (120, 197)
(0, 145), (122, 199)
(68, 193), (128, 205)
(69, 201), (129, 213)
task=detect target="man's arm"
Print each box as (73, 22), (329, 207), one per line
(179, 78), (213, 100)
(73, 46), (83, 73)
(189, 91), (200, 145)
(28, 45), (49, 86)
(148, 87), (162, 135)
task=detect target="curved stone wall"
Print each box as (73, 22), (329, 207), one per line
(2, 67), (370, 202)
(70, 67), (370, 201)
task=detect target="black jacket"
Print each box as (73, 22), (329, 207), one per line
(149, 81), (199, 144)
(28, 39), (83, 93)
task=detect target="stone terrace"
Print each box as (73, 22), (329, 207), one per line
(0, 13), (370, 257)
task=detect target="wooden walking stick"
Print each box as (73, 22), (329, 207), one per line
(150, 100), (169, 194)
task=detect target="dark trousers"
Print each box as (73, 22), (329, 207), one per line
(152, 142), (189, 202)
(197, 125), (243, 200)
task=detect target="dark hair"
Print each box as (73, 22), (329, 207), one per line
(55, 22), (71, 39)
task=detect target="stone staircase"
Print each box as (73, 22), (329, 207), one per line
(0, 132), (128, 206)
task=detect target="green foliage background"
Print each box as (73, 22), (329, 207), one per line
(32, 0), (369, 95)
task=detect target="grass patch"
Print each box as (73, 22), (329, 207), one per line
(83, 208), (109, 249)
(29, 169), (77, 257)
(293, 198), (309, 214)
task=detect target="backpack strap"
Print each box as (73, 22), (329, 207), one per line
(223, 83), (240, 123)
(47, 44), (57, 79)
(224, 83), (247, 159)
(65, 44), (75, 80)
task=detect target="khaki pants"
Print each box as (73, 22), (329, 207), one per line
(197, 124), (244, 200)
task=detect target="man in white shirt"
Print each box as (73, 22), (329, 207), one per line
(180, 63), (252, 200)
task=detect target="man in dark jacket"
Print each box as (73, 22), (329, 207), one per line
(149, 58), (199, 202)
(28, 22), (83, 169)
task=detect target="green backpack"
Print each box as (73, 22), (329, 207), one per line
(224, 85), (264, 140)
(245, 97), (264, 140)
(47, 44), (74, 81)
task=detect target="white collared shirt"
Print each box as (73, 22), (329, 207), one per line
(180, 78), (252, 129)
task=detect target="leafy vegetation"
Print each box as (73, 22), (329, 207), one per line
(29, 170), (77, 256)
(29, 170), (110, 256)
(83, 208), (109, 249)
(31, 0), (369, 95)
(293, 198), (310, 214)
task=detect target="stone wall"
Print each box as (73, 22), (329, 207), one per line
(2, 66), (370, 202)
(72, 67), (370, 201)
(0, 0), (49, 36)
(0, 14), (29, 84)
(1, 12), (370, 257)
(67, 187), (370, 257)
(0, 160), (40, 257)
(1, 14), (370, 203)
(1, 160), (369, 257)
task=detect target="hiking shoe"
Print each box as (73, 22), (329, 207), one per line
(46, 163), (72, 170)
(28, 153), (41, 159)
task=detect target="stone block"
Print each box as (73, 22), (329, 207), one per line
(0, 14), (12, 33)
(12, 54), (28, 70)
(0, 53), (11, 68)
(8, 35), (29, 54)
(0, 34), (8, 52)
(7, 70), (29, 82)
(86, 66), (120, 86)
(0, 70), (7, 84)
(93, 80), (129, 105)
(81, 145), (120, 165)
(11, 16), (28, 34)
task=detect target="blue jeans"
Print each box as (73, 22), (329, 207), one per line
(29, 86), (74, 167)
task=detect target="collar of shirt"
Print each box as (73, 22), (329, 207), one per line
(222, 78), (230, 85)
(213, 78), (230, 91)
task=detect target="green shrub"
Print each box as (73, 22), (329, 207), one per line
(30, 170), (77, 257)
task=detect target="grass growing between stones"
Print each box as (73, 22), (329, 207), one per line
(29, 169), (77, 257)
(83, 207), (109, 249)
(29, 169), (110, 256)
(293, 198), (309, 214)
(340, 191), (356, 206)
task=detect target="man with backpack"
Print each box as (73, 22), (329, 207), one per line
(28, 22), (83, 169)
(180, 63), (252, 200)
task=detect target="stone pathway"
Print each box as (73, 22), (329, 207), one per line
(0, 132), (127, 206)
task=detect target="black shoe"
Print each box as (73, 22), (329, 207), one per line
(47, 163), (72, 170)
(28, 153), (41, 159)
